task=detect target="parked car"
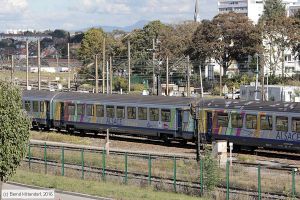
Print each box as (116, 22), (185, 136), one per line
(225, 91), (240, 99)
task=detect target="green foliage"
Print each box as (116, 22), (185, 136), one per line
(132, 84), (145, 92)
(211, 85), (221, 96)
(113, 77), (128, 91)
(202, 151), (220, 192)
(261, 0), (286, 21)
(78, 28), (106, 65)
(190, 13), (262, 72)
(51, 29), (69, 39)
(0, 81), (30, 181)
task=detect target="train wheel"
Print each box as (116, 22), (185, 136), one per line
(67, 126), (74, 134)
(180, 139), (187, 146)
(79, 130), (85, 136)
(161, 134), (171, 145)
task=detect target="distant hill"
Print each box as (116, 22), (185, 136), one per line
(80, 20), (149, 33)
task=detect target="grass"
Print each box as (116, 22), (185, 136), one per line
(30, 131), (91, 146)
(10, 170), (206, 200)
(0, 70), (70, 82)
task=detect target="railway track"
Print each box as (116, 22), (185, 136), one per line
(30, 141), (299, 172)
(23, 157), (299, 200)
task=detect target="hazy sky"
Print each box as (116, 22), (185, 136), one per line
(0, 0), (218, 31)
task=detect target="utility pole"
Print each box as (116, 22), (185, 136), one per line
(220, 65), (222, 97)
(38, 40), (41, 91)
(261, 55), (265, 101)
(67, 43), (70, 90)
(102, 38), (106, 94)
(106, 61), (109, 94)
(152, 38), (156, 95)
(95, 55), (98, 93)
(199, 65), (204, 98)
(26, 41), (29, 89)
(187, 56), (190, 97)
(128, 40), (131, 92)
(110, 56), (113, 94)
(11, 55), (14, 84)
(166, 57), (169, 96)
(255, 54), (259, 100)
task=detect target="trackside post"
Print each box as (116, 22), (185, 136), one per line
(148, 154), (152, 185)
(226, 160), (229, 200)
(258, 165), (261, 200)
(102, 148), (106, 181)
(124, 152), (128, 184)
(44, 142), (47, 174)
(61, 146), (64, 176)
(292, 168), (297, 198)
(173, 156), (177, 192)
(81, 148), (84, 179)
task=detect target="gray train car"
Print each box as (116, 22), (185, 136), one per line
(22, 90), (199, 142)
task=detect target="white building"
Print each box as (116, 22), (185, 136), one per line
(240, 84), (300, 102)
(214, 0), (300, 78)
(218, 0), (299, 24)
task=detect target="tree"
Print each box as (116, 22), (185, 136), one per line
(51, 29), (69, 39)
(259, 0), (300, 77)
(78, 28), (106, 65)
(190, 13), (261, 95)
(0, 81), (30, 199)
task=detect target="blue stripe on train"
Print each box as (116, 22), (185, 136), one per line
(213, 134), (300, 146)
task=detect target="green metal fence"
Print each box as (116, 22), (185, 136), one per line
(25, 143), (299, 199)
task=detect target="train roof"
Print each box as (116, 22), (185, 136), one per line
(201, 99), (300, 113)
(22, 90), (200, 107)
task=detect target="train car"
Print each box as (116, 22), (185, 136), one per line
(22, 90), (199, 142)
(22, 91), (59, 130)
(198, 99), (300, 151)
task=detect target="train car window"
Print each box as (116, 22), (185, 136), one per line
(217, 113), (228, 127)
(231, 113), (243, 128)
(25, 101), (31, 112)
(33, 101), (39, 112)
(127, 107), (136, 119)
(260, 115), (273, 130)
(106, 105), (115, 118)
(40, 102), (45, 112)
(68, 104), (75, 115)
(292, 117), (300, 132)
(96, 105), (104, 117)
(183, 111), (189, 123)
(150, 108), (159, 121)
(246, 114), (257, 129)
(276, 116), (288, 131)
(77, 104), (85, 116)
(138, 107), (148, 120)
(86, 104), (94, 116)
(161, 109), (171, 122)
(117, 106), (125, 119)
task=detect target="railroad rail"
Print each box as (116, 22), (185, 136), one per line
(30, 140), (299, 172)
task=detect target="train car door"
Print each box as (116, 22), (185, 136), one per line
(207, 111), (213, 135)
(177, 109), (182, 133)
(60, 102), (65, 127)
(45, 101), (50, 126)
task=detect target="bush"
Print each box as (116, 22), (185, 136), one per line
(202, 150), (220, 192)
(0, 81), (30, 187)
(132, 84), (145, 92)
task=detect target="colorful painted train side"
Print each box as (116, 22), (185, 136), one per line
(22, 90), (198, 143)
(22, 90), (300, 151)
(198, 99), (300, 151)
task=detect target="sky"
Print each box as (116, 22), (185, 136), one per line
(0, 0), (218, 32)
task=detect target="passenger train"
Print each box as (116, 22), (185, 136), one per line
(22, 90), (300, 151)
